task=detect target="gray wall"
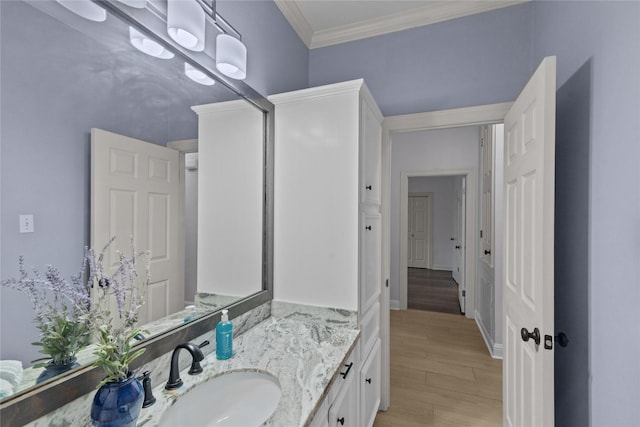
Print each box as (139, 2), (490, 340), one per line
(0, 0), (309, 364)
(531, 2), (640, 426)
(309, 3), (533, 116)
(308, 1), (640, 424)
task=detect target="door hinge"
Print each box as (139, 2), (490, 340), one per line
(462, 290), (466, 297)
(385, 279), (389, 288)
(480, 230), (483, 238)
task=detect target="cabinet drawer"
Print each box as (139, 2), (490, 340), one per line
(328, 370), (358, 427)
(328, 340), (359, 405)
(359, 302), (379, 358)
(360, 338), (381, 427)
(308, 398), (329, 427)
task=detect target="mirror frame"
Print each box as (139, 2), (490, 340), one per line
(0, 1), (275, 425)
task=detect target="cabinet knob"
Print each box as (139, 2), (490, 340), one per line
(365, 225), (372, 231)
(484, 249), (491, 255)
(337, 417), (345, 425)
(366, 378), (372, 384)
(365, 185), (372, 191)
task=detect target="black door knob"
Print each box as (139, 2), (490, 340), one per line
(521, 327), (541, 345)
(337, 417), (345, 425)
(484, 250), (491, 255)
(455, 245), (460, 249)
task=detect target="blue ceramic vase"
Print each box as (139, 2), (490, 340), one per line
(90, 373), (144, 427)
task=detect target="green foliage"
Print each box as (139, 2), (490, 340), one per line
(32, 312), (90, 367)
(93, 326), (146, 387)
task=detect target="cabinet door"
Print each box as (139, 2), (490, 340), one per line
(360, 213), (381, 312)
(328, 372), (358, 427)
(360, 339), (381, 427)
(360, 97), (382, 206)
(308, 399), (329, 427)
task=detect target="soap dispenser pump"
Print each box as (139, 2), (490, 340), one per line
(216, 309), (233, 360)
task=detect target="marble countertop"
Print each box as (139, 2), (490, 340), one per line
(138, 302), (359, 427)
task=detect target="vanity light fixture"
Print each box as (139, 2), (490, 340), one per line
(167, 0), (206, 52)
(215, 34), (247, 80)
(184, 63), (215, 86)
(130, 27), (175, 59)
(56, 0), (106, 22)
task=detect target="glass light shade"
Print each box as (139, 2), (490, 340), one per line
(215, 34), (247, 80)
(56, 0), (106, 22)
(167, 0), (205, 52)
(185, 63), (215, 86)
(130, 27), (174, 59)
(116, 0), (147, 8)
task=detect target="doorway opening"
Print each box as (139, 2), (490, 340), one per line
(399, 169), (475, 315)
(406, 176), (466, 315)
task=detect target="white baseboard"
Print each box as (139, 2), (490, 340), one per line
(475, 310), (503, 359)
(431, 265), (452, 271)
(390, 300), (400, 310)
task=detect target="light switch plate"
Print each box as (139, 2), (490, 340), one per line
(19, 215), (34, 233)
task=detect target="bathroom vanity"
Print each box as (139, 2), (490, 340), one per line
(18, 79), (384, 427)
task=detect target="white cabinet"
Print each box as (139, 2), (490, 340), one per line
(270, 79), (383, 427)
(328, 369), (358, 427)
(360, 339), (381, 427)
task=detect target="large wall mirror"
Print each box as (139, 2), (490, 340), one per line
(0, 0), (274, 416)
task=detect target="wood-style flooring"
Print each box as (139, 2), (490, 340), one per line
(408, 268), (462, 315)
(374, 309), (502, 427)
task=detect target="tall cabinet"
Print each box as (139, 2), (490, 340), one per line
(270, 80), (383, 427)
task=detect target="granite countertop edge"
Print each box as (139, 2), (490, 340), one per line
(137, 302), (360, 427)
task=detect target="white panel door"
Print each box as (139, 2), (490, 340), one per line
(503, 56), (556, 427)
(91, 128), (183, 325)
(407, 196), (430, 269)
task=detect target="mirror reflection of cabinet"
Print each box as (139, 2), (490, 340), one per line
(192, 101), (265, 300)
(270, 79), (383, 427)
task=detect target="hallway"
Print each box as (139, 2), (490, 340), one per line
(374, 309), (502, 426)
(408, 268), (462, 315)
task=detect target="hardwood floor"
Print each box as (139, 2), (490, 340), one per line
(408, 268), (462, 315)
(374, 309), (502, 427)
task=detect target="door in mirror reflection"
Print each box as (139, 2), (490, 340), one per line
(91, 128), (183, 324)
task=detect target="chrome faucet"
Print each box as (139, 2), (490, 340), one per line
(165, 342), (205, 390)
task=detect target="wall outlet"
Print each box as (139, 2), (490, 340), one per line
(19, 214), (34, 233)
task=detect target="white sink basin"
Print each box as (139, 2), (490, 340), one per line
(159, 371), (281, 427)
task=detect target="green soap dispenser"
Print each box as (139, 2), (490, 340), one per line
(216, 309), (233, 360)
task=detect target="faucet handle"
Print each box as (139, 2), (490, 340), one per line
(137, 371), (156, 408)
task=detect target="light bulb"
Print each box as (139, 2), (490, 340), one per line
(56, 0), (106, 22)
(129, 27), (174, 59)
(215, 34), (247, 80)
(167, 0), (205, 52)
(185, 63), (215, 86)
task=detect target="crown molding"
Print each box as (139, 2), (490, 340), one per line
(268, 79), (365, 105)
(274, 0), (314, 48)
(278, 0), (527, 50)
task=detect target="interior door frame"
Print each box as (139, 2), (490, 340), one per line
(380, 102), (512, 410)
(400, 172), (471, 313)
(407, 192), (433, 269)
(167, 138), (198, 306)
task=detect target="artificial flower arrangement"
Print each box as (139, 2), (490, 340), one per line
(1, 256), (91, 369)
(1, 238), (149, 386)
(85, 237), (150, 386)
